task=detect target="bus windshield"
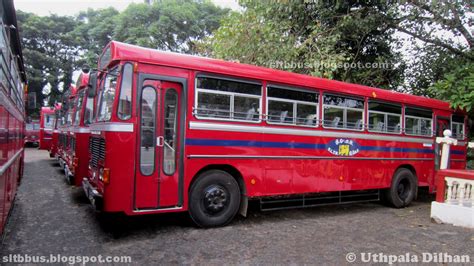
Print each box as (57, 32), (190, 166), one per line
(97, 68), (118, 121)
(73, 90), (85, 126)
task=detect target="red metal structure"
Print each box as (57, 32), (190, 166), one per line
(82, 41), (468, 227)
(39, 107), (55, 150)
(0, 0), (28, 235)
(24, 120), (39, 146)
(64, 71), (94, 186)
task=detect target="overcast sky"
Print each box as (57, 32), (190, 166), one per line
(14, 0), (240, 16)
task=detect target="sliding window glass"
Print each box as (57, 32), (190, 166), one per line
(405, 107), (432, 136)
(267, 86), (318, 126)
(323, 94), (364, 130)
(452, 115), (465, 140)
(368, 101), (401, 133)
(195, 77), (261, 122)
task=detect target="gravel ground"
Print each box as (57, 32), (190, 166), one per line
(1, 148), (473, 265)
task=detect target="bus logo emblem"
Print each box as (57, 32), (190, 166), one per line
(327, 138), (360, 156)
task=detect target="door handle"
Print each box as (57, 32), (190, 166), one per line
(157, 136), (164, 147)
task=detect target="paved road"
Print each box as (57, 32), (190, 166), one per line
(1, 148), (473, 264)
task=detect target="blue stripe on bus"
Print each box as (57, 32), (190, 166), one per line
(359, 146), (433, 154)
(185, 138), (327, 149)
(185, 138), (442, 154)
(451, 150), (465, 155)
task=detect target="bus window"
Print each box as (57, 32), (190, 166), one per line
(452, 115), (465, 139)
(84, 92), (94, 125)
(163, 89), (178, 175)
(117, 63), (133, 120)
(73, 90), (85, 126)
(368, 101), (401, 133)
(195, 77), (261, 121)
(323, 94), (364, 130)
(405, 107), (432, 136)
(97, 68), (118, 121)
(140, 86), (157, 175)
(267, 86), (318, 126)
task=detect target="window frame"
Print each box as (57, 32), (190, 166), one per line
(322, 94), (365, 131)
(139, 85), (157, 176)
(73, 90), (86, 126)
(265, 84), (319, 128)
(404, 114), (433, 137)
(162, 88), (178, 176)
(367, 101), (402, 134)
(117, 62), (134, 121)
(97, 66), (119, 122)
(451, 114), (465, 140)
(84, 88), (95, 126)
(194, 74), (263, 123)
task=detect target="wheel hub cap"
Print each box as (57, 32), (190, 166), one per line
(203, 185), (228, 213)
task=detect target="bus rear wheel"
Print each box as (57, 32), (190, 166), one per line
(189, 170), (240, 228)
(383, 168), (417, 208)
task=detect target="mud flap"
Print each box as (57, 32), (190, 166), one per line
(239, 194), (248, 217)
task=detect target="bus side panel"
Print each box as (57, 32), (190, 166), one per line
(0, 106), (6, 233)
(185, 125), (437, 198)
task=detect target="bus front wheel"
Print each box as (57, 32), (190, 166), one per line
(383, 168), (417, 208)
(189, 170), (241, 228)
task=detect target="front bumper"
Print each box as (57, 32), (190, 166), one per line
(82, 178), (103, 211)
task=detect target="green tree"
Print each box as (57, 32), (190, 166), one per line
(114, 0), (229, 53)
(202, 0), (405, 89)
(17, 11), (80, 114)
(382, 0), (472, 107)
(73, 7), (119, 66)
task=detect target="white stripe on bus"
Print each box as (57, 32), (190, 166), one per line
(89, 122), (134, 132)
(189, 121), (434, 144)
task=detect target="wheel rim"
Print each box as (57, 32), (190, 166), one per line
(202, 185), (229, 214)
(397, 178), (411, 200)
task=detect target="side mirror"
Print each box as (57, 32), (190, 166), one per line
(87, 72), (98, 98)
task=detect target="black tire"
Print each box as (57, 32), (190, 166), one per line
(189, 170), (240, 228)
(383, 168), (417, 208)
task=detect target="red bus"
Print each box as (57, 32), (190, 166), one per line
(64, 70), (95, 186)
(24, 120), (39, 146)
(47, 103), (61, 158)
(0, 0), (28, 234)
(38, 107), (55, 150)
(82, 41), (467, 227)
(57, 85), (77, 173)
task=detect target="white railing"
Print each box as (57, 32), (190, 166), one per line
(444, 177), (474, 207)
(431, 131), (474, 228)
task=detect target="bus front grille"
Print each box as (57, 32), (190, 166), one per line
(89, 137), (105, 168)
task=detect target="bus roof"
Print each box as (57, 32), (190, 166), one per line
(103, 41), (453, 112)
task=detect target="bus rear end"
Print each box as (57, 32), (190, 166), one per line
(24, 121), (39, 146)
(39, 107), (55, 150)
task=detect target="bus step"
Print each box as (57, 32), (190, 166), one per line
(259, 190), (380, 211)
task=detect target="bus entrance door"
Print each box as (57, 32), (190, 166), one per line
(135, 78), (182, 209)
